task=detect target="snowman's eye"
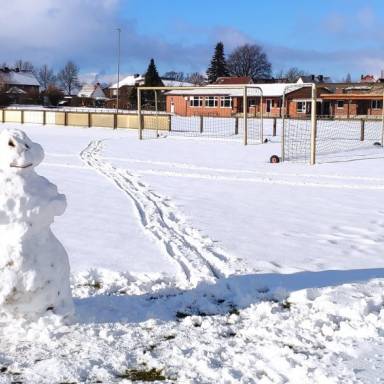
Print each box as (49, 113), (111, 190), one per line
(8, 139), (15, 148)
(25, 144), (30, 149)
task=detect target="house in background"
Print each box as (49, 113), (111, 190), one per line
(107, 74), (192, 109)
(77, 83), (108, 107)
(0, 67), (40, 104)
(320, 84), (384, 118)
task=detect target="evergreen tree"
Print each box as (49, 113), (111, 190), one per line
(206, 42), (229, 83)
(143, 58), (163, 108)
(144, 58), (163, 87)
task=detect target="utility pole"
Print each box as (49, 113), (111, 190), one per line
(115, 27), (121, 128)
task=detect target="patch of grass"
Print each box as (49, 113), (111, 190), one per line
(163, 335), (176, 340)
(0, 366), (7, 373)
(281, 301), (292, 310)
(144, 344), (157, 354)
(175, 311), (189, 319)
(116, 368), (166, 381)
(78, 281), (102, 290)
(229, 307), (240, 316)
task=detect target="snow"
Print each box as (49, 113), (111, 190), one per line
(0, 129), (74, 322)
(1, 71), (40, 87)
(0, 122), (383, 383)
(166, 83), (305, 97)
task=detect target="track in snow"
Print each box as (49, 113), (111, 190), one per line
(80, 140), (247, 287)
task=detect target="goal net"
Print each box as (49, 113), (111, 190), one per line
(282, 84), (384, 164)
(136, 85), (264, 144)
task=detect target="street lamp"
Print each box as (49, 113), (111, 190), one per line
(116, 27), (121, 126)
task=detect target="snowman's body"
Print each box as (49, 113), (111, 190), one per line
(0, 129), (74, 321)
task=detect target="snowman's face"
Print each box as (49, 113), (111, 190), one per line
(0, 129), (44, 172)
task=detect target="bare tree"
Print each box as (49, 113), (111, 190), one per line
(185, 72), (206, 85)
(227, 44), (272, 80)
(163, 71), (185, 81)
(284, 67), (308, 82)
(0, 72), (5, 92)
(37, 64), (56, 90)
(57, 61), (80, 95)
(14, 59), (35, 72)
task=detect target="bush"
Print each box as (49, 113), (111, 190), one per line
(0, 93), (11, 107)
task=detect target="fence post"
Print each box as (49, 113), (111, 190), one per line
(243, 86), (248, 145)
(381, 88), (384, 146)
(64, 111), (68, 126)
(281, 92), (286, 161)
(260, 94), (264, 143)
(1, 110), (4, 123)
(21, 110), (24, 124)
(310, 83), (317, 165)
(114, 113), (117, 129)
(360, 119), (365, 141)
(273, 117), (277, 136)
(168, 115), (171, 131)
(235, 116), (239, 135)
(138, 88), (143, 140)
(43, 110), (46, 125)
(88, 112), (91, 128)
(199, 115), (204, 134)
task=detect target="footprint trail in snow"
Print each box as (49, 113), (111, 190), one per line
(80, 140), (248, 287)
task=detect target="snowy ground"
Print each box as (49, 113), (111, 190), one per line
(0, 122), (384, 383)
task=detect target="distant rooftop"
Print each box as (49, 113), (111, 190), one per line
(215, 76), (253, 85)
(0, 68), (40, 87)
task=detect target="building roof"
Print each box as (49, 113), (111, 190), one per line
(360, 74), (376, 83)
(215, 76), (253, 85)
(297, 75), (332, 84)
(78, 83), (107, 99)
(161, 79), (194, 87)
(321, 93), (383, 100)
(0, 69), (40, 87)
(109, 74), (144, 89)
(166, 83), (303, 97)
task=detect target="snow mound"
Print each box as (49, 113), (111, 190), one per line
(0, 129), (74, 323)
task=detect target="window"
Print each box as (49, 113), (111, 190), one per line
(371, 100), (383, 109)
(297, 101), (307, 113)
(205, 96), (218, 108)
(221, 96), (232, 108)
(336, 100), (344, 109)
(248, 98), (257, 107)
(266, 99), (273, 113)
(190, 96), (203, 107)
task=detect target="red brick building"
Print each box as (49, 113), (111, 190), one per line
(166, 84), (300, 118)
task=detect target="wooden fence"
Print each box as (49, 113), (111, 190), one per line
(0, 109), (172, 131)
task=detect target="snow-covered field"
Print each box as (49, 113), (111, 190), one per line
(0, 122), (384, 383)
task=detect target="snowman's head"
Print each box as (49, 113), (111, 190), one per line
(0, 129), (44, 172)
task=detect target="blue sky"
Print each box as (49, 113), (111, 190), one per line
(1, 0), (384, 82)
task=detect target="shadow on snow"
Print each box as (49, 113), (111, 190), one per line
(75, 268), (384, 325)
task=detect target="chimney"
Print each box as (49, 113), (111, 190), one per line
(311, 74), (315, 81)
(318, 75), (324, 83)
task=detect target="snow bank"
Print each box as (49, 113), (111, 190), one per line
(0, 129), (74, 322)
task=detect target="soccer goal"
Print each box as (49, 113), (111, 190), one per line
(136, 85), (264, 145)
(281, 83), (384, 164)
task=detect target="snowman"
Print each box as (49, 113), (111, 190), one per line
(0, 128), (74, 322)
